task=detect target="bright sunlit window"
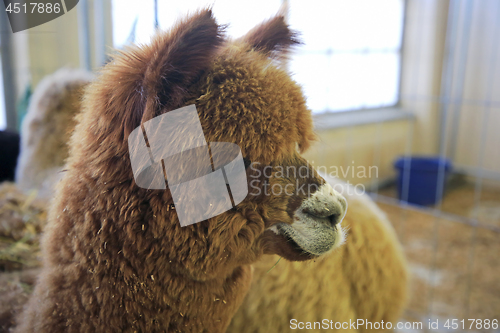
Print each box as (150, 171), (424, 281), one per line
(112, 0), (282, 48)
(111, 0), (405, 114)
(289, 0), (405, 113)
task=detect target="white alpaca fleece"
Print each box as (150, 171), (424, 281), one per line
(229, 174), (409, 333)
(16, 68), (94, 198)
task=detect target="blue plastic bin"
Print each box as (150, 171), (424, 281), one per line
(394, 156), (452, 206)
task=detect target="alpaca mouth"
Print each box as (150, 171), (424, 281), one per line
(274, 217), (344, 257)
(265, 211), (345, 262)
(277, 226), (310, 255)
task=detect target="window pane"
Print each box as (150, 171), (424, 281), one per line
(158, 0), (282, 38)
(291, 52), (401, 113)
(113, 0), (283, 48)
(360, 52), (400, 108)
(289, 0), (404, 113)
(291, 54), (331, 112)
(289, 0), (404, 51)
(112, 0), (155, 47)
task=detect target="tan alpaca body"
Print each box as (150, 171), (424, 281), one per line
(229, 176), (408, 333)
(15, 68), (93, 199)
(14, 11), (348, 333)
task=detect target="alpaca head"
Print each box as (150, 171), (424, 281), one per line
(78, 9), (346, 281)
(192, 14), (348, 263)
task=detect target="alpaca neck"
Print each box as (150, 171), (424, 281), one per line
(111, 263), (253, 332)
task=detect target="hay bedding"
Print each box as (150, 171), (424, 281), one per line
(0, 182), (46, 332)
(376, 182), (500, 330)
(0, 182), (46, 271)
(375, 199), (500, 331)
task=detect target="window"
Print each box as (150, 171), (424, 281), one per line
(289, 0), (405, 113)
(112, 0), (282, 48)
(112, 0), (156, 47)
(111, 0), (405, 114)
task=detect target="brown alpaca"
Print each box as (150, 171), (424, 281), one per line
(14, 10), (347, 333)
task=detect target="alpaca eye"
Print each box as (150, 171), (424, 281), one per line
(243, 158), (252, 169)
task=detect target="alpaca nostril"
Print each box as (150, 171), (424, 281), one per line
(303, 208), (342, 227)
(302, 207), (329, 218)
(328, 213), (341, 227)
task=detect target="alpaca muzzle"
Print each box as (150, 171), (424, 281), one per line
(300, 182), (347, 228)
(269, 182), (347, 257)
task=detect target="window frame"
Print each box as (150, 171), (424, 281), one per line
(109, 0), (409, 129)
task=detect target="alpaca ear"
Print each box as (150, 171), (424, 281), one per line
(138, 9), (225, 122)
(239, 15), (301, 58)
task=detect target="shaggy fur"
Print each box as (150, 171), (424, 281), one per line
(13, 10), (346, 333)
(229, 176), (408, 332)
(15, 68), (94, 198)
(0, 179), (408, 333)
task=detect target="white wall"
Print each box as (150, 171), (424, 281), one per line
(445, 0), (500, 178)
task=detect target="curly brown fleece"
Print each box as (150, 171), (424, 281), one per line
(14, 10), (322, 333)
